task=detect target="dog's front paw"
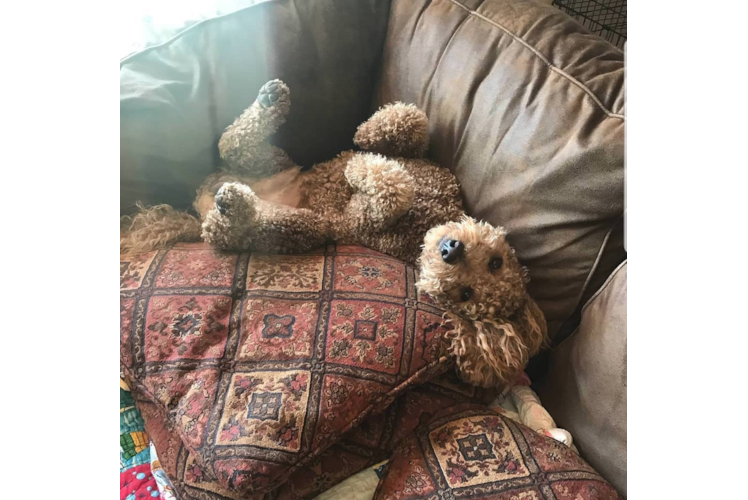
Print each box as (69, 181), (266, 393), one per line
(201, 183), (259, 250)
(214, 182), (258, 217)
(257, 79), (290, 110)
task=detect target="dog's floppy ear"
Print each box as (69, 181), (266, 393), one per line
(516, 295), (548, 356)
(444, 297), (547, 388)
(445, 313), (531, 388)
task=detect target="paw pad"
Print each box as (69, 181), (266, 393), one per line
(258, 81), (282, 109)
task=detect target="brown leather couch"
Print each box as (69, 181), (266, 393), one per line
(121, 0), (626, 495)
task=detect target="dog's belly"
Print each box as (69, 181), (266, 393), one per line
(195, 168), (305, 219)
(249, 167), (304, 208)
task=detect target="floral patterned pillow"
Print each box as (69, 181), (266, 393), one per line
(137, 374), (491, 500)
(120, 243), (452, 496)
(374, 403), (620, 500)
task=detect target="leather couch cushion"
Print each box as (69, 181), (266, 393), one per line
(120, 0), (266, 60)
(374, 0), (625, 337)
(121, 0), (392, 214)
(538, 262), (627, 497)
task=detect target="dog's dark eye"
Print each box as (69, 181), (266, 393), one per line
(211, 182), (227, 195)
(459, 288), (473, 302)
(489, 257), (503, 271)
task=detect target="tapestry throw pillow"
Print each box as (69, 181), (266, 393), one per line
(120, 243), (453, 496)
(374, 403), (620, 500)
(138, 373), (491, 500)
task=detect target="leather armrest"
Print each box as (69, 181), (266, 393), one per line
(537, 261), (627, 497)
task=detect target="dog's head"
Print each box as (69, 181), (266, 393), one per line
(416, 216), (547, 387)
(417, 216), (529, 320)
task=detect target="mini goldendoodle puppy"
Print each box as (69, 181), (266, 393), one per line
(121, 80), (463, 265)
(121, 81), (546, 388)
(417, 217), (548, 388)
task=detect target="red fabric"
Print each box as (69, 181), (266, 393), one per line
(120, 464), (157, 500)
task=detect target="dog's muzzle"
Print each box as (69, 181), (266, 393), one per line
(440, 239), (464, 264)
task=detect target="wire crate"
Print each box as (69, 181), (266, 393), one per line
(552, 0), (626, 49)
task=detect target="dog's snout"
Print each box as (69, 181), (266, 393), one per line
(440, 239), (464, 264)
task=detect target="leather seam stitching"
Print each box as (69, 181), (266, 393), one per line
(446, 0), (625, 120)
(120, 0), (278, 65)
(572, 215), (621, 313)
(580, 259), (626, 316)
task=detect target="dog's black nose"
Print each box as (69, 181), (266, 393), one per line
(440, 239), (464, 264)
(215, 187), (229, 215)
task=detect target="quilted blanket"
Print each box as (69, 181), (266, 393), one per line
(121, 379), (178, 500)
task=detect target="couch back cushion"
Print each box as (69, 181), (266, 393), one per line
(121, 0), (392, 214)
(374, 0), (625, 337)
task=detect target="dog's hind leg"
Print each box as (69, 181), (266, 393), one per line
(218, 80), (297, 177)
(343, 152), (415, 232)
(354, 102), (429, 158)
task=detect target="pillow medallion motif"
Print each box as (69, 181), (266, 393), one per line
(374, 403), (620, 500)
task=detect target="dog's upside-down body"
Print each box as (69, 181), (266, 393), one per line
(121, 79), (547, 389)
(121, 79), (463, 265)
